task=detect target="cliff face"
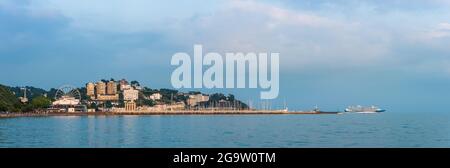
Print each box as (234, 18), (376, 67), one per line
(0, 84), (20, 112)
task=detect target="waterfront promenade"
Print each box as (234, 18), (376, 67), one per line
(0, 110), (339, 118)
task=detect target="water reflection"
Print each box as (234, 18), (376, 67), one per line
(0, 112), (449, 147)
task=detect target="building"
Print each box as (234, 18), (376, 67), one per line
(52, 96), (80, 106)
(123, 88), (139, 101)
(119, 79), (128, 85)
(119, 79), (129, 90)
(166, 102), (186, 110)
(125, 101), (136, 111)
(49, 96), (86, 112)
(137, 102), (185, 111)
(149, 93), (162, 100)
(96, 81), (106, 95)
(106, 81), (117, 95)
(96, 94), (119, 101)
(187, 94), (209, 106)
(86, 82), (95, 97)
(120, 84), (132, 91)
(48, 105), (86, 113)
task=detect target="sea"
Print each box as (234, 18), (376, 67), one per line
(0, 112), (449, 147)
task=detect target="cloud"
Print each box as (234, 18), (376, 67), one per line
(230, 0), (333, 28)
(26, 0), (222, 33)
(2, 0), (449, 75)
(153, 0), (450, 79)
(2, 0), (450, 110)
(0, 0), (70, 64)
(427, 23), (450, 39)
(277, 0), (450, 12)
(2, 0), (450, 78)
(158, 0), (395, 71)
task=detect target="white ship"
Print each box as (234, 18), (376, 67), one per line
(344, 105), (385, 113)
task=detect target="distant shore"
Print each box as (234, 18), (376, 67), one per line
(0, 110), (339, 118)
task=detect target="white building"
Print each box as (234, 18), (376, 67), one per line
(149, 93), (162, 100)
(187, 94), (209, 106)
(123, 88), (139, 101)
(52, 96), (80, 106)
(120, 84), (132, 91)
(50, 96), (86, 113)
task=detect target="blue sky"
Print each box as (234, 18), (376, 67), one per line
(1, 0), (450, 112)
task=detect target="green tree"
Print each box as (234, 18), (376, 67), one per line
(105, 101), (113, 108)
(0, 84), (22, 112)
(137, 99), (155, 107)
(227, 94), (235, 101)
(0, 103), (8, 112)
(31, 96), (51, 109)
(131, 80), (140, 86)
(209, 93), (226, 102)
(21, 104), (34, 112)
(46, 88), (58, 101)
(89, 102), (98, 109)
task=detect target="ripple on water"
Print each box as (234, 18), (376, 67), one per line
(223, 131), (234, 135)
(0, 113), (449, 147)
(286, 140), (310, 147)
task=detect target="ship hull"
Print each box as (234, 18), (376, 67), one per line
(345, 111), (380, 114)
(344, 106), (386, 113)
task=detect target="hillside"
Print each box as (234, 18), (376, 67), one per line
(0, 84), (20, 112)
(0, 82), (249, 112)
(8, 86), (48, 101)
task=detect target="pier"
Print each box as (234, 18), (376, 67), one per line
(0, 110), (339, 118)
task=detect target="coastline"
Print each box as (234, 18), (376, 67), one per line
(0, 110), (339, 118)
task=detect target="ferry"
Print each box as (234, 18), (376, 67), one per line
(344, 105), (386, 113)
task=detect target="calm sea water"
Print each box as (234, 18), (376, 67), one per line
(0, 112), (449, 147)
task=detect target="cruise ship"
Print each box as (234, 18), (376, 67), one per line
(344, 105), (386, 113)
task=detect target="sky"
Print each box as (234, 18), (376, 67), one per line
(1, 0), (450, 112)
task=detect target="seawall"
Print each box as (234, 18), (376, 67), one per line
(0, 110), (339, 118)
